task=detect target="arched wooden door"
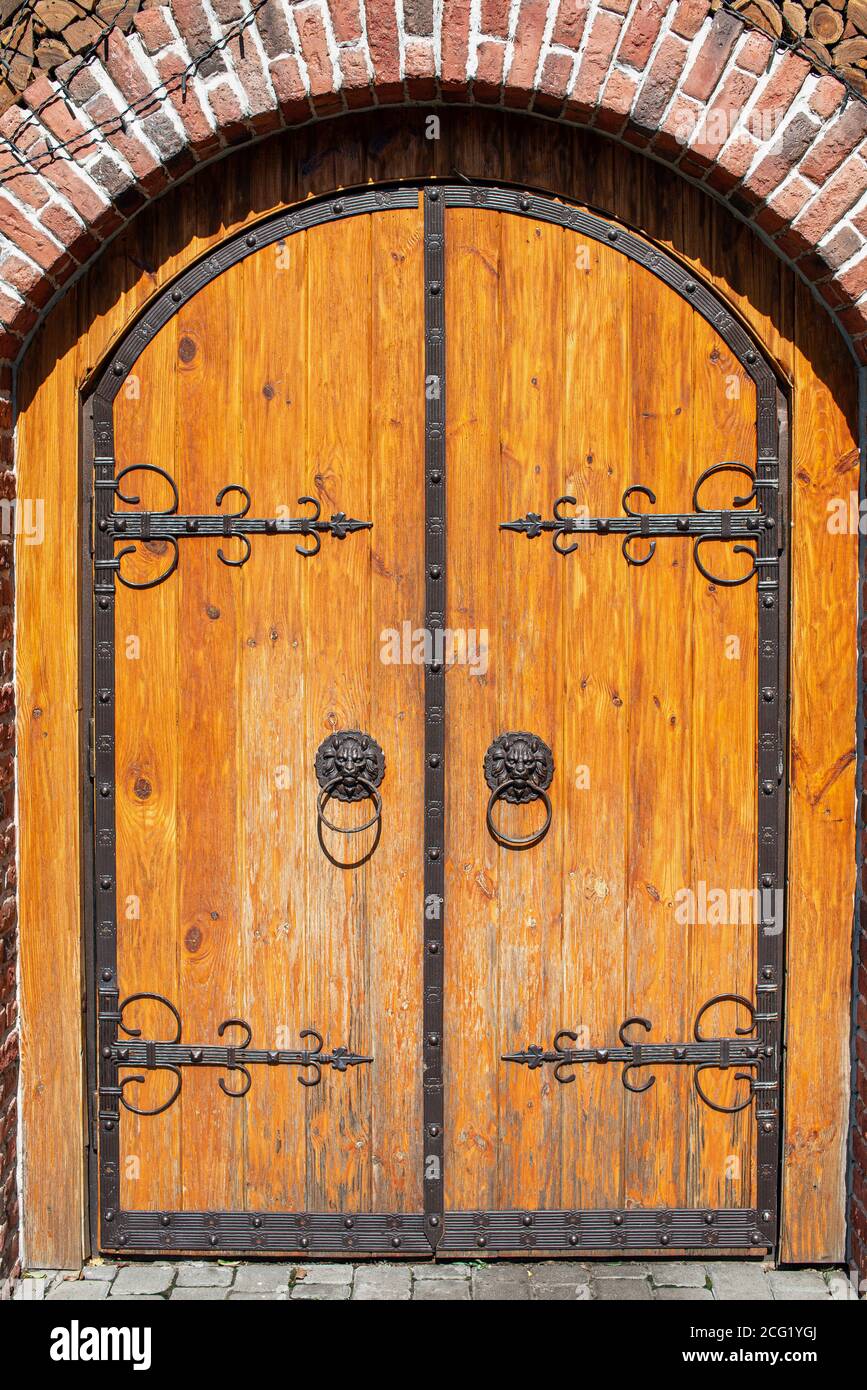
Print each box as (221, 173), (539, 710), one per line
(86, 183), (787, 1257)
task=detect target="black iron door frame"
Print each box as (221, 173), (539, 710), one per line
(81, 179), (790, 1257)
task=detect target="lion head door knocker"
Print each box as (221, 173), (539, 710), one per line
(484, 732), (555, 850)
(314, 731), (386, 868)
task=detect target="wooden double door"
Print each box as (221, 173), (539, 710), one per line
(88, 183), (787, 1257)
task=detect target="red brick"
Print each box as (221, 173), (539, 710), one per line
(791, 157), (867, 248)
(704, 131), (758, 195)
(682, 8), (742, 102)
(404, 0), (433, 34)
(838, 255), (867, 302)
(671, 0), (709, 41)
(134, 7), (176, 54)
(751, 175), (812, 235)
(441, 0), (473, 98)
(405, 39), (437, 100)
(206, 81), (250, 144)
(748, 51), (809, 137)
(536, 52), (573, 114)
(740, 112), (820, 204)
(337, 49), (374, 110)
(156, 52), (222, 156)
(366, 0), (403, 101)
(619, 0), (666, 71)
(505, 0), (549, 107)
(327, 0), (363, 44)
(0, 253), (55, 308)
(0, 155), (50, 212)
(551, 0), (589, 48)
(170, 0), (229, 80)
(255, 0), (296, 58)
(799, 105), (867, 186)
(689, 67), (756, 163)
(653, 93), (700, 158)
(20, 74), (93, 151)
(735, 29), (773, 75)
(85, 94), (169, 195)
(104, 28), (157, 105)
(809, 74), (846, 121)
(0, 196), (63, 272)
(567, 9), (623, 118)
(294, 4), (338, 112)
(474, 40), (506, 102)
(595, 68), (638, 134)
(631, 33), (688, 131)
(480, 0), (511, 37)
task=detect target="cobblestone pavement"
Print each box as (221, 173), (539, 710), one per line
(14, 1260), (859, 1302)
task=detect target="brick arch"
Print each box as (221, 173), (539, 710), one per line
(0, 0), (867, 380)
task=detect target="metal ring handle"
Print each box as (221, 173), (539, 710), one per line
(486, 779), (552, 849)
(317, 776), (382, 836)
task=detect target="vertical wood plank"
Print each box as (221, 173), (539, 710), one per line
(444, 207), (502, 1212)
(559, 230), (631, 1211)
(781, 281), (858, 1262)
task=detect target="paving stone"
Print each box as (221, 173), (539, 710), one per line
(292, 1263), (352, 1285)
(47, 1280), (111, 1301)
(170, 1286), (230, 1300)
(81, 1264), (118, 1281)
(174, 1263), (234, 1288)
(411, 1263), (471, 1280)
(655, 1286), (714, 1301)
(767, 1270), (830, 1300)
(592, 1277), (652, 1300)
(826, 1270), (858, 1301)
(471, 1263), (532, 1286)
(648, 1262), (708, 1288)
(413, 1278), (471, 1300)
(290, 1283), (350, 1300)
(352, 1266), (412, 1300)
(528, 1261), (592, 1288)
(111, 1265), (175, 1296)
(471, 1268), (531, 1301)
(705, 1262), (772, 1301)
(228, 1291), (289, 1300)
(532, 1281), (593, 1300)
(231, 1263), (295, 1293)
(591, 1262), (651, 1279)
(108, 1296), (165, 1301)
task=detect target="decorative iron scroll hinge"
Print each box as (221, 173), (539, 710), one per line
(95, 466), (372, 590)
(104, 994), (371, 1117)
(503, 995), (775, 1115)
(502, 463), (779, 588)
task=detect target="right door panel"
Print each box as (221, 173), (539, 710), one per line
(443, 204), (760, 1228)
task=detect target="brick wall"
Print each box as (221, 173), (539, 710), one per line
(0, 357), (16, 1289)
(0, 0), (865, 1284)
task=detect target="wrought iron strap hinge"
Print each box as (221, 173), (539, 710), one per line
(95, 466), (372, 591)
(504, 994), (775, 1115)
(502, 463), (780, 588)
(104, 994), (371, 1117)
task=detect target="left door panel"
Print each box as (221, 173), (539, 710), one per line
(100, 203), (426, 1248)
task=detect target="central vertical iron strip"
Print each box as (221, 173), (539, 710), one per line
(423, 187), (446, 1248)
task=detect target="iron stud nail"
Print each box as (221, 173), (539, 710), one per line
(704, 1213), (715, 1224)
(209, 1236), (218, 1247)
(99, 783), (111, 797)
(429, 753), (440, 768)
(660, 1233), (671, 1245)
(761, 780), (774, 795)
(762, 595), (774, 608)
(746, 351), (757, 364)
(429, 1216), (440, 1227)
(521, 1214), (532, 1227)
(113, 362), (124, 376)
(684, 281), (696, 293)
(428, 1033), (440, 1047)
(101, 967), (112, 980)
(519, 196), (531, 211)
(99, 598), (110, 609)
(676, 517), (688, 532)
(246, 234), (256, 247)
(171, 289), (182, 303)
(100, 877), (112, 891)
(428, 941), (439, 954)
(391, 1236), (401, 1248)
(104, 1120), (114, 1132)
(118, 1235), (127, 1246)
(252, 1216), (263, 1228)
(569, 1234), (579, 1247)
(160, 1214), (171, 1227)
(267, 1050), (279, 1064)
(429, 847), (440, 860)
(607, 229), (618, 241)
(762, 1210), (771, 1222)
(117, 1047), (129, 1061)
(299, 1237), (310, 1249)
(613, 1214), (623, 1226)
(104, 1209), (115, 1222)
(761, 687), (776, 702)
(344, 1217), (354, 1228)
(761, 874), (773, 888)
(190, 1049), (203, 1063)
(429, 281), (441, 295)
(429, 1124), (440, 1137)
(430, 471), (442, 483)
(186, 519), (199, 532)
(674, 1046), (686, 1059)
(429, 564), (441, 579)
(476, 1236), (487, 1248)
(333, 201), (344, 215)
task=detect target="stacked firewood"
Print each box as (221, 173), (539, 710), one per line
(0, 0), (142, 114)
(719, 0), (867, 91)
